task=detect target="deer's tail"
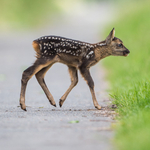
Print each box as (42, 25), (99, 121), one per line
(32, 40), (41, 58)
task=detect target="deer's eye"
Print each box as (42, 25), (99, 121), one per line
(118, 43), (123, 47)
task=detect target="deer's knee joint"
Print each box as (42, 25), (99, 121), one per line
(21, 65), (36, 84)
(21, 71), (30, 84)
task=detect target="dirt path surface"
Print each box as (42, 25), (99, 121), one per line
(0, 2), (115, 150)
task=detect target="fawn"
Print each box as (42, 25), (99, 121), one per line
(19, 28), (130, 111)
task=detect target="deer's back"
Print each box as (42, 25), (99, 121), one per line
(33, 36), (95, 67)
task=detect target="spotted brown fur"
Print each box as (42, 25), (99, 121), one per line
(34, 36), (95, 60)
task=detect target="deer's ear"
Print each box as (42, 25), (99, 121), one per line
(105, 28), (115, 45)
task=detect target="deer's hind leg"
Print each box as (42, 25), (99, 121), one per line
(19, 59), (52, 111)
(59, 66), (78, 107)
(35, 64), (56, 107)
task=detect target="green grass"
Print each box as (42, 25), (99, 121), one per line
(115, 109), (150, 150)
(103, 0), (150, 149)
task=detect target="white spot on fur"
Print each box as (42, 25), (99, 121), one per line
(99, 43), (106, 46)
(88, 51), (94, 55)
(86, 55), (90, 59)
(90, 45), (94, 48)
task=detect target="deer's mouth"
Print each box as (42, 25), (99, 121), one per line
(123, 49), (130, 56)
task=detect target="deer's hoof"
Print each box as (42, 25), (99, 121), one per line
(95, 105), (101, 110)
(50, 103), (56, 107)
(59, 99), (63, 107)
(20, 103), (27, 111)
(49, 101), (56, 107)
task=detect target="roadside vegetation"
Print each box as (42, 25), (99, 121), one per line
(103, 0), (150, 149)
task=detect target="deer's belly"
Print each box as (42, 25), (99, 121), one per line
(57, 54), (82, 68)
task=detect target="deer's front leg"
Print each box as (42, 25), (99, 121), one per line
(79, 67), (101, 110)
(59, 66), (78, 107)
(35, 65), (56, 107)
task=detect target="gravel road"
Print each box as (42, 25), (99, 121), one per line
(0, 2), (115, 150)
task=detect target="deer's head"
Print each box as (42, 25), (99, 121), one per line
(105, 28), (130, 56)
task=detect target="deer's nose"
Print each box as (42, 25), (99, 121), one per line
(123, 49), (130, 56)
(125, 49), (130, 54)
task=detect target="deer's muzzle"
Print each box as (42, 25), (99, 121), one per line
(123, 49), (130, 56)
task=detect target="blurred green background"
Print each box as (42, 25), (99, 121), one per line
(0, 0), (59, 30)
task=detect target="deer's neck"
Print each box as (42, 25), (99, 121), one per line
(94, 42), (111, 62)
